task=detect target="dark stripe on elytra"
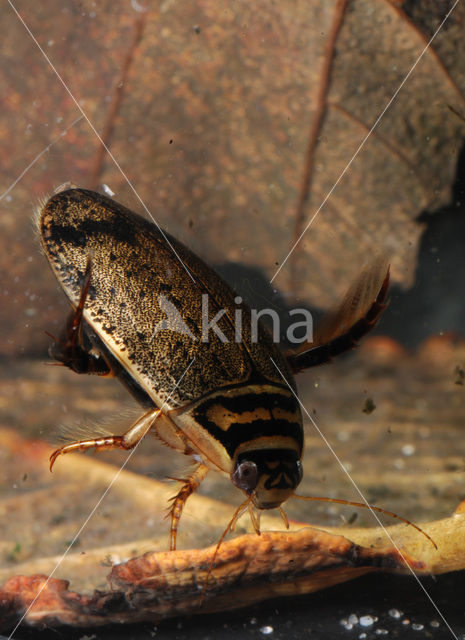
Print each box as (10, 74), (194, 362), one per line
(198, 392), (299, 416)
(47, 189), (174, 249)
(45, 217), (138, 249)
(193, 412), (303, 458)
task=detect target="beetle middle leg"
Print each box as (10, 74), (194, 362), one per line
(49, 406), (162, 470)
(167, 463), (209, 551)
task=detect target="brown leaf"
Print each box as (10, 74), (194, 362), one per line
(1, 1), (464, 356)
(0, 528), (421, 628)
(2, 483), (465, 629)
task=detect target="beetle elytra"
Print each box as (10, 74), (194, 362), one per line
(39, 185), (434, 552)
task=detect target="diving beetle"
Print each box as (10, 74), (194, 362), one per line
(38, 185), (431, 550)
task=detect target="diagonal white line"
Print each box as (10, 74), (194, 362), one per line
(0, 115), (84, 201)
(270, 0), (461, 284)
(8, 0), (196, 284)
(8, 358), (196, 639)
(270, 356), (458, 640)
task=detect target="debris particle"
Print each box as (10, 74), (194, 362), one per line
(363, 397), (376, 414)
(454, 365), (464, 385)
(347, 512), (358, 525)
(412, 623), (424, 631)
(430, 620), (440, 628)
(131, 0), (148, 12)
(388, 609), (403, 618)
(7, 542), (22, 562)
(101, 554), (114, 567)
(359, 615), (375, 627)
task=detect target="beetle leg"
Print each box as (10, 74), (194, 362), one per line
(49, 407), (161, 470)
(286, 260), (389, 373)
(47, 256), (114, 377)
(167, 463), (209, 550)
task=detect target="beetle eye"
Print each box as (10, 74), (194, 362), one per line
(231, 461), (258, 494)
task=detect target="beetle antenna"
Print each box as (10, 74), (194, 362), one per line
(291, 494), (437, 550)
(279, 506), (290, 530)
(201, 494), (253, 604)
(248, 503), (261, 535)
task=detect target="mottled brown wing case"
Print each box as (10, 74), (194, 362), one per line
(39, 188), (294, 408)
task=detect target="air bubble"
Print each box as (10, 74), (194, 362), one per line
(102, 184), (115, 196)
(260, 625), (273, 635)
(401, 444), (415, 456)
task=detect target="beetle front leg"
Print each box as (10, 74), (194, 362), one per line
(47, 256), (115, 377)
(49, 407), (162, 470)
(167, 463), (209, 550)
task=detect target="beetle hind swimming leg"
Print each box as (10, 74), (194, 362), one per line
(286, 258), (390, 373)
(49, 407), (162, 471)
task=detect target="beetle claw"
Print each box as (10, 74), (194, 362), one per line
(49, 449), (61, 472)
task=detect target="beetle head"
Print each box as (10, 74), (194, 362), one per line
(231, 449), (303, 509)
